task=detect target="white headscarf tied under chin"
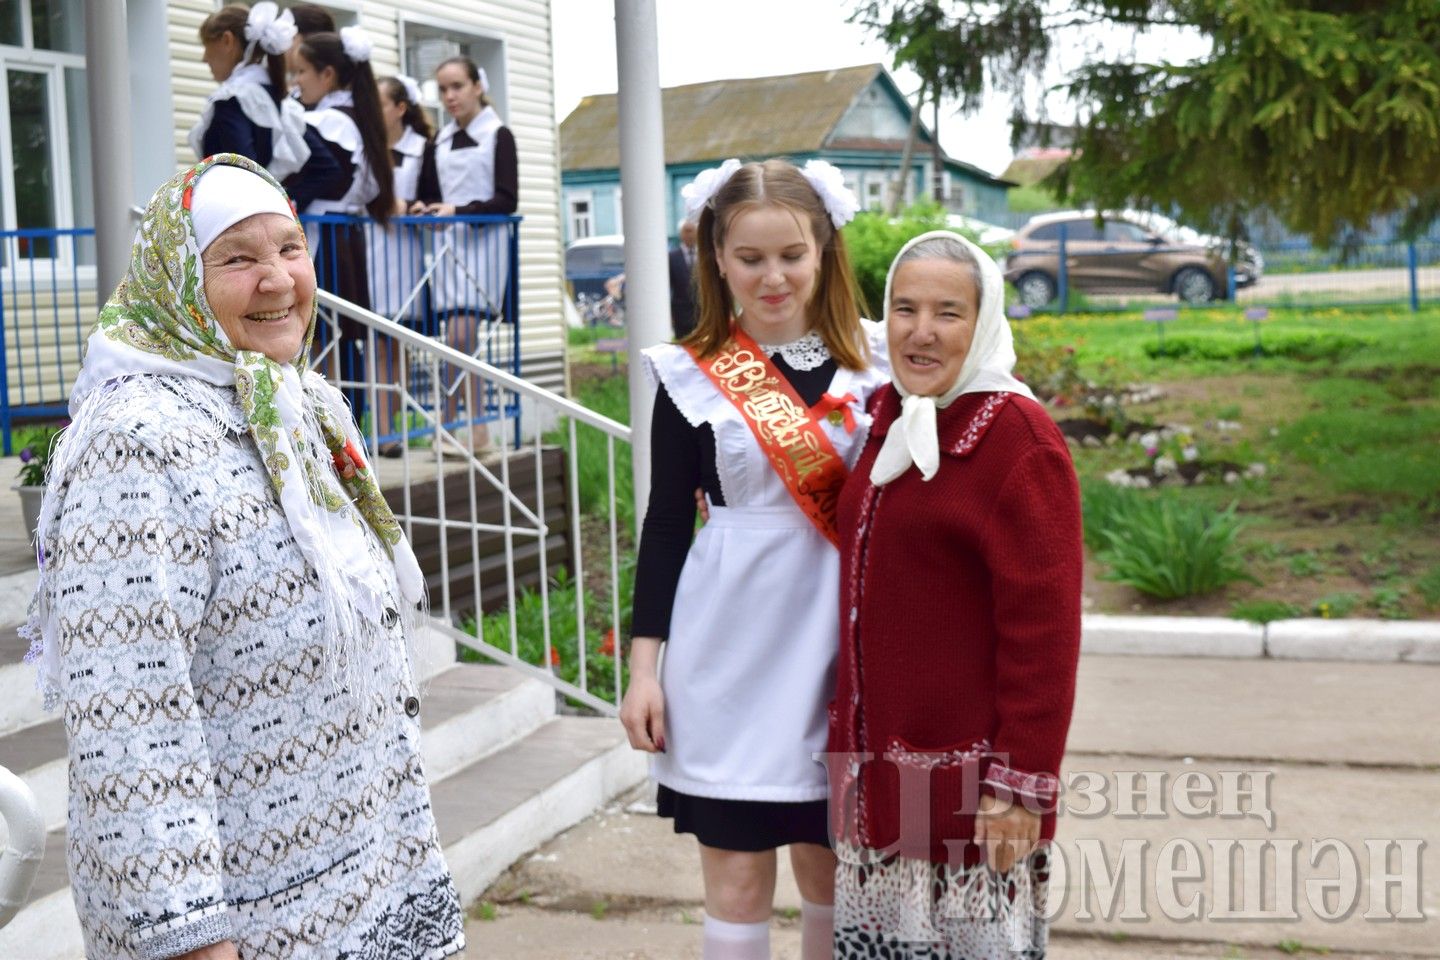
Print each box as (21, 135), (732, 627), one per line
(870, 230), (1037, 486)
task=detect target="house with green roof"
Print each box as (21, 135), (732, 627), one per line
(558, 63), (1013, 244)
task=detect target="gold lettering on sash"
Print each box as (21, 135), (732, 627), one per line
(688, 332), (852, 548)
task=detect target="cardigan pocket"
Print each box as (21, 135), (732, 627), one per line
(866, 734), (993, 864)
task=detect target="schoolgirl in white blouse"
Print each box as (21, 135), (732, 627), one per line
(412, 56), (519, 450)
(289, 27), (394, 312)
(370, 75), (434, 453)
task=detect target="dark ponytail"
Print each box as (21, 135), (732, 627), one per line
(298, 32), (395, 223)
(380, 77), (434, 141)
(198, 4), (287, 101)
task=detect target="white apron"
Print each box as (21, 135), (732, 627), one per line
(642, 324), (890, 802)
(301, 90), (379, 252)
(429, 106), (511, 317)
(188, 63), (311, 180)
(369, 126), (427, 322)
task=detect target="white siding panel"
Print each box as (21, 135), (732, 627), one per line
(162, 0), (568, 395)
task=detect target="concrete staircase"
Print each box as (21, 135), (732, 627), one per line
(0, 564), (646, 959)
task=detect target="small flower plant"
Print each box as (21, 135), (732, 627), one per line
(15, 423), (67, 487)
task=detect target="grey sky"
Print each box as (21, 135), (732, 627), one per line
(551, 1), (1211, 180)
(550, 0), (1018, 176)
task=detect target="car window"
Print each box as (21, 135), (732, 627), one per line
(566, 248), (601, 273)
(1104, 221), (1150, 242)
(567, 245), (626, 274)
(1061, 219), (1101, 241)
(1027, 222), (1060, 241)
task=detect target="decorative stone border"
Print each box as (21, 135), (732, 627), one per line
(1082, 614), (1440, 663)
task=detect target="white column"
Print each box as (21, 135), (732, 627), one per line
(613, 0), (668, 535)
(85, 0), (136, 301)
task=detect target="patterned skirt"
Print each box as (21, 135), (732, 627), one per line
(834, 843), (1050, 959)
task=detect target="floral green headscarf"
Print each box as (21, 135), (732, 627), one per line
(27, 154), (423, 708)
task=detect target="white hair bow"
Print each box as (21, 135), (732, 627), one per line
(339, 24), (373, 63)
(477, 66), (490, 94)
(800, 159), (860, 229)
(395, 74), (423, 105)
(245, 2), (296, 57)
(678, 157), (860, 229)
(680, 158), (742, 222)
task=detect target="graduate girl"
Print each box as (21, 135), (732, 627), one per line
(191, 2), (343, 210)
(288, 26), (394, 311)
(370, 75), (434, 451)
(412, 56), (518, 449)
(620, 158), (887, 960)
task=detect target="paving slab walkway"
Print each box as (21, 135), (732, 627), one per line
(463, 653), (1440, 958)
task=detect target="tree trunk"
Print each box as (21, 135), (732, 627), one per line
(887, 80), (926, 217)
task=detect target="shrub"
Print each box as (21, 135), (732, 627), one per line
(1144, 330), (1370, 361)
(1230, 600), (1301, 624)
(1090, 492), (1256, 599)
(1312, 592), (1361, 618)
(842, 201), (969, 315)
(461, 558), (636, 707)
(1416, 566), (1440, 610)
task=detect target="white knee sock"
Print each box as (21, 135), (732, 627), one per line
(800, 899), (834, 960)
(703, 915), (771, 960)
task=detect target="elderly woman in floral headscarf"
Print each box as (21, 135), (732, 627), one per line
(827, 231), (1082, 959)
(22, 154), (464, 960)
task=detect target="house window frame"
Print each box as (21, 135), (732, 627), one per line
(399, 13), (509, 123)
(0, 6), (89, 274)
(568, 189), (594, 242)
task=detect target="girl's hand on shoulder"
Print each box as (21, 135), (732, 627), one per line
(975, 792), (1040, 873)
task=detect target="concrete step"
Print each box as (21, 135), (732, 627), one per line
(0, 658), (550, 832)
(0, 623), (44, 737)
(0, 714), (645, 959)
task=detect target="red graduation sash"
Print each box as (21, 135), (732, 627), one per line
(687, 328), (849, 548)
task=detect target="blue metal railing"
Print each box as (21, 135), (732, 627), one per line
(0, 213), (522, 454)
(1004, 230), (1436, 315)
(0, 227), (96, 451)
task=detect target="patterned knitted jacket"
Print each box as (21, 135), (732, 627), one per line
(827, 388), (1083, 866)
(37, 376), (464, 960)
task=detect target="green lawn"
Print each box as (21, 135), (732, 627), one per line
(1017, 304), (1440, 619)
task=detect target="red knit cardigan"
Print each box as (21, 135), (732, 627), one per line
(826, 387), (1082, 866)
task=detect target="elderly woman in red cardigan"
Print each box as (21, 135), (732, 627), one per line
(827, 230), (1082, 958)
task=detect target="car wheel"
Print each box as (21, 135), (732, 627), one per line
(1016, 271), (1057, 308)
(1174, 267), (1218, 304)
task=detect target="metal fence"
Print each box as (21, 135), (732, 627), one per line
(314, 288), (634, 716)
(1003, 227), (1440, 316)
(0, 213), (521, 453)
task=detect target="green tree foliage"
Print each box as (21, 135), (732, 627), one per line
(852, 1), (1440, 242)
(842, 201), (971, 312)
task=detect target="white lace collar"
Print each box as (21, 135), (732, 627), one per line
(757, 330), (830, 371)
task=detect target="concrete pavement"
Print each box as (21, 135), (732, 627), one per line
(463, 653), (1439, 958)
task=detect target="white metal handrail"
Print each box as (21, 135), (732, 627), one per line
(311, 291), (634, 716)
(0, 767), (45, 930)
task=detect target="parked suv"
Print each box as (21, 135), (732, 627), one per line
(1003, 211), (1263, 307)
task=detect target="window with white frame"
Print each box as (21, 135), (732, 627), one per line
(568, 192), (593, 241)
(864, 176), (885, 212)
(402, 15), (508, 124)
(0, 0), (92, 266)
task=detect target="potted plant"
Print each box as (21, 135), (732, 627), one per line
(12, 424), (65, 536)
